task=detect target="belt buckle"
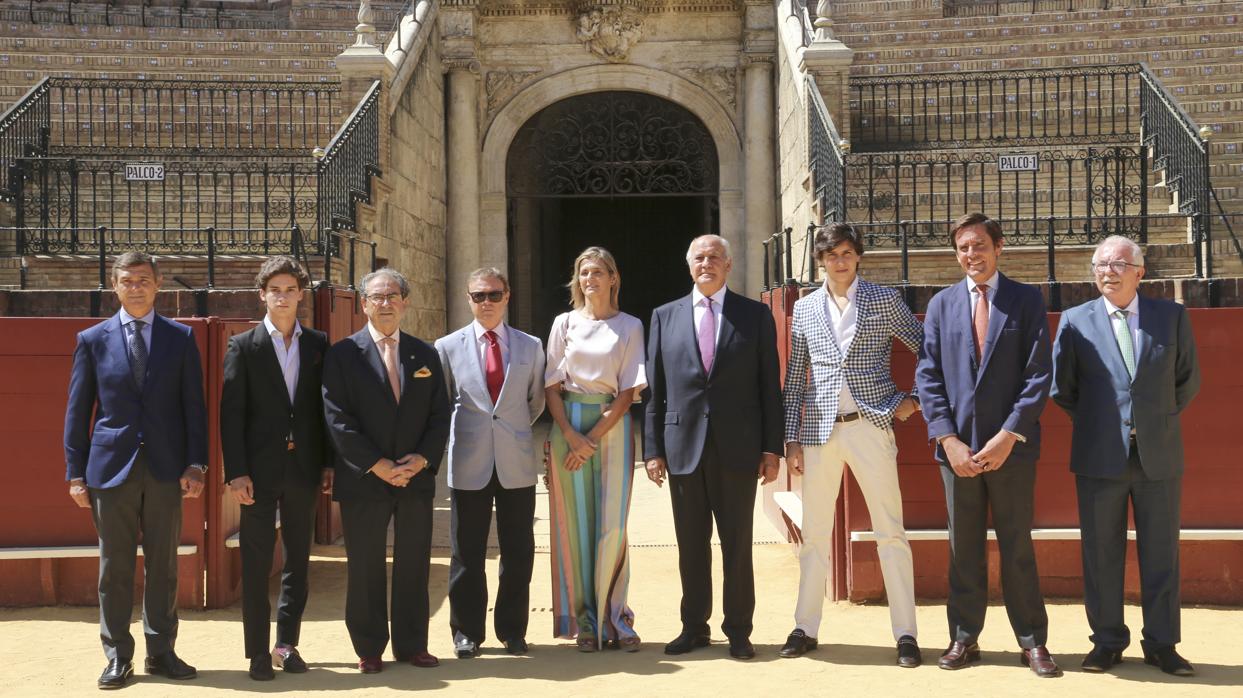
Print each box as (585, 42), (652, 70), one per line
(286, 440), (296, 451)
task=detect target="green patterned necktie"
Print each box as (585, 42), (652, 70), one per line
(1112, 309), (1136, 379)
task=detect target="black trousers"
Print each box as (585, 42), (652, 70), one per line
(448, 469), (536, 645)
(941, 461), (1049, 648)
(339, 493), (433, 659)
(1076, 439), (1182, 651)
(668, 431), (758, 641)
(89, 449), (183, 661)
(238, 450), (319, 658)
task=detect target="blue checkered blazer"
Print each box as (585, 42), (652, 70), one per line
(783, 280), (924, 445)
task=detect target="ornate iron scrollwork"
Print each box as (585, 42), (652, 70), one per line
(507, 91), (718, 197)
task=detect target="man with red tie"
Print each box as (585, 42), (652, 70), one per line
(434, 268), (546, 658)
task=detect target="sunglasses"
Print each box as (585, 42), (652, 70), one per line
(468, 290), (505, 303)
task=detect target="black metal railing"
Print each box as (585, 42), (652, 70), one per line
(843, 146), (1151, 245)
(1, 0), (409, 29)
(8, 158), (319, 253)
(0, 79), (52, 202)
(850, 64), (1142, 152)
(942, 0), (1209, 18)
(807, 77), (847, 224)
(316, 80), (382, 242)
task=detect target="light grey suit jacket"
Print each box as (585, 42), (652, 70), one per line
(1051, 295), (1200, 480)
(435, 323), (546, 490)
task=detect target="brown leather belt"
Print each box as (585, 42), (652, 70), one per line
(286, 441), (296, 451)
(835, 412), (861, 424)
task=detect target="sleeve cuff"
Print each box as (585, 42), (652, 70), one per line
(1004, 429), (1027, 443)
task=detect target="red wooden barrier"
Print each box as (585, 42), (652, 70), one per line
(0, 317), (209, 608)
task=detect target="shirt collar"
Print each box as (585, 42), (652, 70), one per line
(823, 277), (859, 304)
(472, 319), (508, 344)
(1102, 293), (1140, 317)
(966, 271), (1000, 294)
(263, 314), (302, 339)
(119, 307), (156, 327)
(692, 284), (728, 308)
(367, 322), (400, 345)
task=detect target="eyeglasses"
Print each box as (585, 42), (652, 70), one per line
(364, 293), (403, 305)
(1091, 260), (1143, 275)
(468, 290), (505, 304)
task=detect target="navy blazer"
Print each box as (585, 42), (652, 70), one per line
(220, 323), (332, 489)
(1051, 295), (1200, 480)
(322, 327), (451, 501)
(915, 273), (1052, 467)
(63, 313), (208, 488)
(643, 289), (783, 476)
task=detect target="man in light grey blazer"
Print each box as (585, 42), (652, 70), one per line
(1051, 236), (1200, 677)
(780, 224), (924, 666)
(435, 267), (546, 659)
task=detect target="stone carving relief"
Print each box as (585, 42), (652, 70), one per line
(485, 69), (542, 115)
(574, 6), (645, 63)
(679, 66), (738, 111)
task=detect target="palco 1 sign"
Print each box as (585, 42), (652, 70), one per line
(997, 153), (1039, 172)
(124, 163), (165, 181)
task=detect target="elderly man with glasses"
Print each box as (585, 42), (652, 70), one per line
(1051, 236), (1201, 677)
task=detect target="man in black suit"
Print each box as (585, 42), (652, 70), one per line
(220, 256), (333, 681)
(644, 234), (783, 660)
(322, 267), (451, 674)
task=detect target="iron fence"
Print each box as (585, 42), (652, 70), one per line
(9, 157), (319, 253)
(316, 80), (381, 240)
(942, 0), (1220, 18)
(1138, 64), (1210, 252)
(0, 80), (52, 202)
(807, 77), (846, 224)
(849, 64), (1142, 152)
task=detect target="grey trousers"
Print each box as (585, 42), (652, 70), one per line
(89, 451), (184, 661)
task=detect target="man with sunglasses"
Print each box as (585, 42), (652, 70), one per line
(1051, 236), (1200, 677)
(434, 268), (546, 658)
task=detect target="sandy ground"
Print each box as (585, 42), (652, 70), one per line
(3, 449), (1241, 696)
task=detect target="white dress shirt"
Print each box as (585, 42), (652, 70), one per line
(691, 284), (727, 347)
(473, 319), (510, 380)
(966, 270), (1000, 325)
(1102, 293), (1141, 355)
(118, 307), (155, 355)
(825, 278), (860, 414)
(263, 314), (302, 403)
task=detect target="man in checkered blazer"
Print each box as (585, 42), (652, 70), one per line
(779, 223), (924, 667)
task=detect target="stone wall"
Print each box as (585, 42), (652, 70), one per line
(381, 32), (448, 341)
(775, 25), (814, 251)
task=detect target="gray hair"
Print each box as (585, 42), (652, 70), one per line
(467, 266), (509, 293)
(1093, 235), (1145, 267)
(685, 234), (732, 264)
(360, 267), (410, 298)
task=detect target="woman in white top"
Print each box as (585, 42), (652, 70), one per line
(544, 246), (647, 652)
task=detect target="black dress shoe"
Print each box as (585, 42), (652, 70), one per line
(1081, 646), (1123, 673)
(896, 635), (922, 668)
(664, 631), (711, 655)
(248, 654), (275, 681)
(1143, 645), (1195, 676)
(779, 629), (818, 658)
(503, 637), (529, 655)
(728, 638), (756, 660)
(273, 644), (307, 674)
(98, 659), (134, 690)
(144, 651), (197, 680)
(938, 641), (981, 670)
(454, 632), (480, 659)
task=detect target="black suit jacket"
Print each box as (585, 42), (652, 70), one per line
(644, 288), (783, 476)
(220, 323), (331, 489)
(322, 327), (451, 501)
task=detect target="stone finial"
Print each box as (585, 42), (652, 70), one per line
(1198, 124), (1214, 141)
(352, 0), (377, 50)
(814, 0), (834, 41)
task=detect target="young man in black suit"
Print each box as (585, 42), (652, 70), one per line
(220, 256), (333, 681)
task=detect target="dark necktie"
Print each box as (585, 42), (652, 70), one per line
(485, 330), (504, 404)
(127, 319), (148, 391)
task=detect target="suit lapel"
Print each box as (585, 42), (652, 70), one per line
(458, 327), (492, 409)
(355, 330), (396, 406)
(255, 325), (293, 408)
(105, 314), (141, 394)
(1132, 296), (1155, 381)
(494, 325), (524, 407)
(1084, 296), (1131, 383)
(842, 282), (870, 363)
(679, 294), (706, 379)
(145, 315), (176, 389)
(293, 328), (317, 407)
(809, 287), (843, 364)
(714, 291), (741, 377)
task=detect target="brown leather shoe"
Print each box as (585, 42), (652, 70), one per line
(1021, 646), (1063, 678)
(358, 656), (383, 674)
(408, 651), (440, 668)
(938, 641), (981, 670)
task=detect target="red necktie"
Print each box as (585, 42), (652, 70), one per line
(485, 330), (503, 404)
(973, 284), (990, 361)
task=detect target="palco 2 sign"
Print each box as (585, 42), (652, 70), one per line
(124, 163), (165, 181)
(997, 153), (1039, 172)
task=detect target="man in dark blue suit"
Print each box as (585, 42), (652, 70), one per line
(915, 213), (1061, 677)
(63, 250), (208, 689)
(1052, 236), (1200, 677)
(322, 268), (451, 674)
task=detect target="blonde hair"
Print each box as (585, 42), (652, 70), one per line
(567, 246), (621, 311)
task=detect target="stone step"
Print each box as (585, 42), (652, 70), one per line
(832, 0), (1243, 29)
(839, 10), (1243, 45)
(0, 35), (349, 57)
(0, 19), (355, 42)
(0, 52), (339, 74)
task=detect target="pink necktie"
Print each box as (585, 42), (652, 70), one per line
(698, 297), (716, 374)
(973, 284), (989, 361)
(381, 336), (401, 403)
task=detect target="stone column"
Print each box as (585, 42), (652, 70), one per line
(445, 60), (482, 329)
(743, 55), (776, 296)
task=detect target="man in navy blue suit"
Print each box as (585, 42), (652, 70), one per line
(915, 213), (1061, 677)
(64, 250), (208, 690)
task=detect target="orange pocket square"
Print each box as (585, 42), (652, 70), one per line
(413, 366), (433, 378)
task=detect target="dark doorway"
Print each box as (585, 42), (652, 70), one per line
(506, 90), (720, 344)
